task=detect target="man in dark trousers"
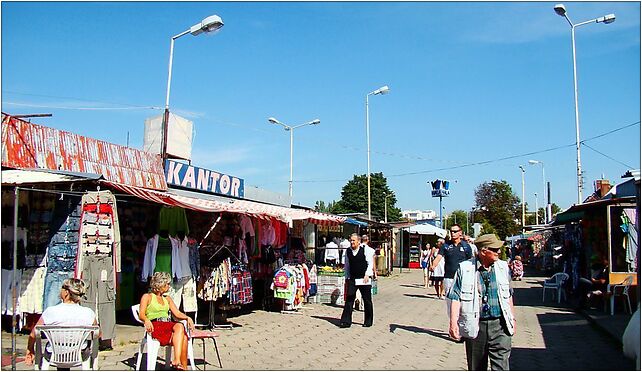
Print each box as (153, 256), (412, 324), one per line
(340, 233), (376, 328)
(430, 223), (473, 323)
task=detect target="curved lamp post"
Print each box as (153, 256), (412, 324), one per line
(268, 117), (321, 198)
(162, 15), (224, 162)
(366, 85), (390, 220)
(554, 4), (615, 204)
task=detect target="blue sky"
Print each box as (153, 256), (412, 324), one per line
(2, 2), (640, 216)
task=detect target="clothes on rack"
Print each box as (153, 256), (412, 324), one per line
(229, 266), (253, 305)
(271, 264), (310, 310)
(198, 258), (232, 302)
(187, 238), (201, 281)
(158, 206), (190, 237)
(142, 234), (193, 281)
(79, 254), (116, 340)
(168, 276), (198, 313)
(171, 236), (193, 280)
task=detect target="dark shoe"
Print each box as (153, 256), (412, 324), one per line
(339, 322), (351, 328)
(362, 323), (372, 327)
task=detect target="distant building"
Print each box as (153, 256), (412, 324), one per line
(402, 210), (437, 225)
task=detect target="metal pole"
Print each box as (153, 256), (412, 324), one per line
(570, 25), (583, 204)
(289, 128), (294, 198)
(384, 194), (388, 223)
(542, 164), (547, 222)
(535, 192), (539, 225)
(12, 187), (19, 370)
(366, 94), (372, 220)
(439, 196), (443, 228)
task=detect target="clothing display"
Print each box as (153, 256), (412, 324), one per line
(198, 258), (232, 302)
(18, 266), (46, 314)
(271, 264), (310, 310)
(80, 254), (116, 340)
(169, 276), (198, 313)
(159, 207), (190, 237)
(229, 267), (253, 305)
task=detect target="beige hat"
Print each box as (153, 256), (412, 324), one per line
(475, 234), (504, 249)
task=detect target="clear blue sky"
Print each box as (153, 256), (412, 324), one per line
(2, 2), (640, 216)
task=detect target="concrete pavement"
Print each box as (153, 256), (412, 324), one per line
(2, 267), (636, 370)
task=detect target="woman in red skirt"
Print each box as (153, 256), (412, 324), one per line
(139, 272), (194, 370)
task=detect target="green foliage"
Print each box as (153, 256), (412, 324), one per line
(474, 180), (520, 239)
(331, 172), (402, 222)
(444, 210), (472, 236)
(314, 200), (336, 213)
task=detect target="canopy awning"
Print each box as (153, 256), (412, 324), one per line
(1, 168), (103, 185)
(345, 218), (369, 227)
(102, 181), (345, 226)
(404, 223), (448, 238)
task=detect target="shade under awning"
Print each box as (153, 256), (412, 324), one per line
(102, 181), (345, 226)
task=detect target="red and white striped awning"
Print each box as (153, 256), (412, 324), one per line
(102, 181), (345, 226)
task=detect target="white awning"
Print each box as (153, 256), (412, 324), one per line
(404, 223), (448, 238)
(1, 169), (102, 185)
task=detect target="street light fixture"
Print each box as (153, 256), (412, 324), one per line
(519, 165), (526, 233)
(268, 117), (321, 198)
(162, 14), (224, 163)
(528, 159), (548, 222)
(554, 3), (615, 204)
(366, 85), (390, 220)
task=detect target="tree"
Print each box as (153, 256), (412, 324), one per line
(314, 200), (336, 213)
(525, 202), (562, 225)
(331, 172), (402, 221)
(474, 180), (520, 239)
(444, 210), (471, 236)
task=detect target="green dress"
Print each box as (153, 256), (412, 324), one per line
(154, 237), (172, 275)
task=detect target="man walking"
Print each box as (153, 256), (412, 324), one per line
(430, 224), (473, 316)
(340, 233), (375, 328)
(448, 234), (516, 371)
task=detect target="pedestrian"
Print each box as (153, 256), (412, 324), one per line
(447, 234), (516, 371)
(431, 239), (446, 298)
(340, 233), (376, 328)
(352, 234), (377, 311)
(421, 243), (432, 288)
(509, 256), (524, 281)
(24, 278), (100, 367)
(430, 224), (473, 319)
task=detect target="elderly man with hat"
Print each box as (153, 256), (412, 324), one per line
(447, 234), (516, 371)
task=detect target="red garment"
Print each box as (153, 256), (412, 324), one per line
(151, 320), (176, 346)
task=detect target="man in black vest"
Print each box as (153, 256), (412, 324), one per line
(340, 233), (376, 328)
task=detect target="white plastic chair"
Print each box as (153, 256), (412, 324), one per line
(542, 272), (569, 303)
(607, 275), (634, 316)
(131, 304), (197, 371)
(34, 325), (99, 370)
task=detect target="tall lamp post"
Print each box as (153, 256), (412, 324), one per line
(366, 85), (390, 220)
(534, 192), (539, 225)
(384, 193), (390, 223)
(268, 117), (321, 198)
(519, 165), (526, 233)
(528, 159), (548, 222)
(554, 4), (615, 204)
(162, 15), (224, 164)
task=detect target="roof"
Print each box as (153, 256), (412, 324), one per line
(552, 196), (637, 225)
(2, 114), (166, 190)
(1, 168), (103, 185)
(404, 223), (448, 238)
(102, 180), (345, 226)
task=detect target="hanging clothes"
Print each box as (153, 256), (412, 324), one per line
(159, 207), (190, 237)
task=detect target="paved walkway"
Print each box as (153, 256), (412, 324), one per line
(2, 268), (636, 370)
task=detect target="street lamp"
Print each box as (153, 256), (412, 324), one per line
(366, 85), (390, 220)
(519, 165), (526, 233)
(161, 14), (224, 164)
(384, 193), (390, 223)
(268, 117), (321, 198)
(534, 192), (539, 225)
(554, 3), (615, 204)
(528, 159), (547, 222)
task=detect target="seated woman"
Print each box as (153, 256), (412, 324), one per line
(139, 272), (194, 370)
(25, 278), (100, 366)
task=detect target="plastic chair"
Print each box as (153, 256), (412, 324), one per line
(34, 325), (99, 370)
(542, 272), (569, 303)
(132, 304), (197, 371)
(607, 275), (634, 316)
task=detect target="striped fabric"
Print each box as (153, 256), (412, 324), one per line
(102, 181), (345, 226)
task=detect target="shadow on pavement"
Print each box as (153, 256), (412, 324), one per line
(513, 285), (573, 310)
(399, 284), (426, 289)
(403, 293), (433, 299)
(311, 315), (346, 327)
(389, 324), (451, 341)
(119, 354), (208, 371)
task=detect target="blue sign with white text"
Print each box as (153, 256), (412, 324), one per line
(165, 160), (244, 198)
